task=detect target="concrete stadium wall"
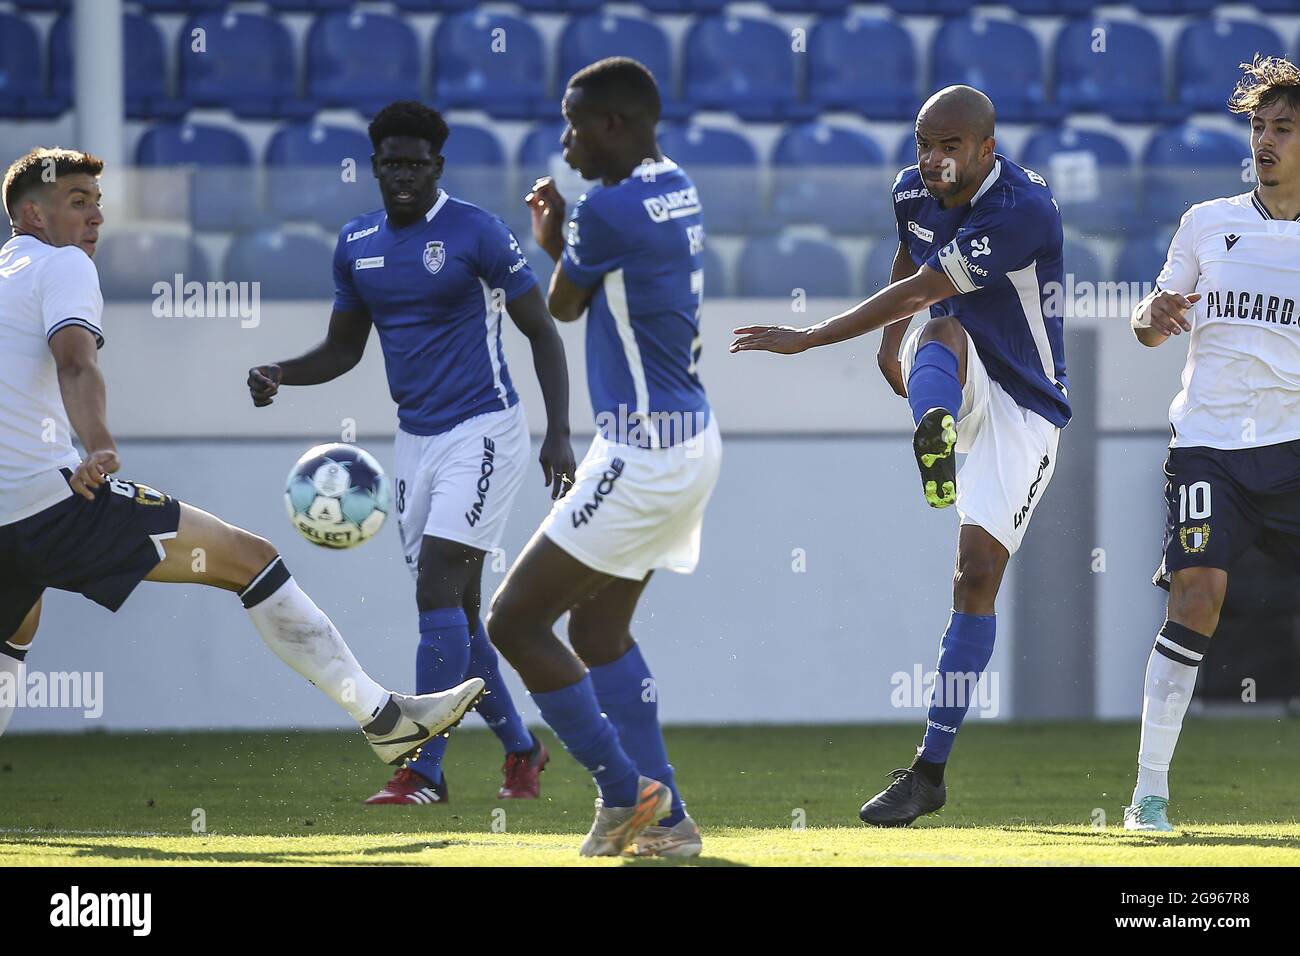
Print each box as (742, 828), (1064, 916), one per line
(10, 300), (1184, 731)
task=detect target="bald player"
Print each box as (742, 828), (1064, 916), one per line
(732, 86), (1069, 826)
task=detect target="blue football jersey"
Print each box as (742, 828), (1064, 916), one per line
(333, 189), (537, 436)
(893, 156), (1071, 427)
(560, 159), (711, 449)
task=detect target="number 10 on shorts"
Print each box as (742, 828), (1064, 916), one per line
(1178, 481), (1211, 523)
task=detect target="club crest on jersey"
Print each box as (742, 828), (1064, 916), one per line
(423, 240), (445, 275)
(1179, 524), (1210, 554)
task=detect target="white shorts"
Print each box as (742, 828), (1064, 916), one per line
(392, 403), (530, 578)
(540, 416), (722, 581)
(902, 326), (1060, 556)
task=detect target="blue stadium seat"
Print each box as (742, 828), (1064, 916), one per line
(50, 13), (185, 120)
(517, 0), (602, 12)
(136, 1), (225, 10)
(1054, 20), (1186, 124)
(1020, 127), (1133, 235)
(1142, 125), (1251, 224)
(768, 0), (850, 11)
(640, 0), (727, 12)
(771, 123), (892, 236)
(178, 11), (309, 120)
(807, 16), (916, 121)
(306, 11), (420, 115)
(265, 123), (380, 232)
(1176, 19), (1286, 112)
(932, 17), (1057, 124)
(862, 239), (903, 295)
(1006, 0), (1094, 11)
(558, 15), (682, 119)
(439, 123), (508, 216)
(265, 0), (353, 10)
(0, 12), (64, 119)
(224, 230), (336, 300)
(1131, 0), (1215, 13)
(683, 15), (808, 122)
(1254, 0), (1300, 10)
(1062, 236), (1105, 287)
(699, 242), (729, 299)
(737, 235), (851, 298)
(393, 0), (477, 10)
(13, 0), (70, 9)
(95, 231), (211, 302)
(433, 12), (547, 120)
(886, 0), (974, 14)
(1114, 231), (1175, 286)
(659, 124), (764, 236)
(135, 122), (262, 232)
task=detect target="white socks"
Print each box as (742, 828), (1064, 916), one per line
(1132, 621), (1209, 804)
(240, 557), (390, 726)
(0, 643), (27, 737)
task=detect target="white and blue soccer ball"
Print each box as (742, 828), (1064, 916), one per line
(284, 443), (391, 549)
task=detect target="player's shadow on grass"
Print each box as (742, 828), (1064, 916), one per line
(10, 837), (460, 866)
(998, 825), (1300, 851)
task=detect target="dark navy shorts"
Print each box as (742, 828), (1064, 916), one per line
(0, 470), (181, 639)
(1153, 440), (1300, 589)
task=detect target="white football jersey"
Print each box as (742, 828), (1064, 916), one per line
(1156, 191), (1300, 450)
(0, 234), (104, 525)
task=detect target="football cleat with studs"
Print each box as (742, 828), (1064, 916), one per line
(913, 407), (958, 509)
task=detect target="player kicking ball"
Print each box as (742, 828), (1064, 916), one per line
(1124, 57), (1300, 833)
(732, 86), (1070, 826)
(486, 58), (721, 857)
(0, 147), (484, 759)
(249, 102), (575, 805)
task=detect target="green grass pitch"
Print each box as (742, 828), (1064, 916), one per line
(2, 720), (1297, 866)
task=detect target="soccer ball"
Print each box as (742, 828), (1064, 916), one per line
(284, 443), (391, 549)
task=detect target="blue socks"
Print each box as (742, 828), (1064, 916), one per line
(466, 616), (534, 754)
(590, 644), (683, 826)
(907, 340), (962, 426)
(409, 606), (471, 785)
(532, 676), (640, 807)
(919, 611), (996, 764)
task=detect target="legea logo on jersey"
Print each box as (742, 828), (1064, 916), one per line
(151, 274), (260, 328)
(642, 186), (701, 223)
(423, 240), (445, 275)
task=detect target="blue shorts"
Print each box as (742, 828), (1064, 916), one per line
(1153, 440), (1300, 589)
(0, 470), (181, 638)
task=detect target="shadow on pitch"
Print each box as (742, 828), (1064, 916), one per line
(5, 837), (461, 866)
(996, 825), (1300, 851)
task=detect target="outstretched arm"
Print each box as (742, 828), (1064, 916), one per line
(730, 264), (958, 355)
(877, 242), (923, 397)
(506, 285), (576, 499)
(50, 325), (119, 499)
(248, 307), (372, 406)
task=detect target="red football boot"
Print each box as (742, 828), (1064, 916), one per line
(363, 766), (448, 805)
(497, 739), (550, 799)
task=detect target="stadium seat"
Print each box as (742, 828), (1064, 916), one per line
(517, 0), (602, 12)
(862, 239), (904, 295)
(683, 15), (809, 122)
(1114, 231), (1176, 286)
(265, 0), (352, 10)
(224, 229), (336, 300)
(1176, 19), (1286, 112)
(1006, 0), (1094, 12)
(699, 242), (729, 299)
(432, 12), (548, 120)
(1141, 124), (1251, 225)
(178, 11), (310, 120)
(95, 230), (211, 302)
(1054, 20), (1186, 124)
(1062, 236), (1106, 287)
(0, 12), (64, 119)
(558, 15), (683, 119)
(136, 0), (225, 10)
(771, 123), (892, 236)
(393, 1), (477, 12)
(768, 0), (851, 12)
(658, 124), (764, 236)
(439, 124), (508, 217)
(807, 16), (917, 121)
(737, 235), (851, 298)
(639, 0), (727, 13)
(135, 122), (262, 232)
(50, 13), (186, 121)
(1020, 127), (1134, 235)
(886, 0), (974, 14)
(265, 123), (380, 232)
(931, 17), (1058, 124)
(13, 0), (70, 9)
(1131, 0), (1215, 13)
(306, 11), (421, 115)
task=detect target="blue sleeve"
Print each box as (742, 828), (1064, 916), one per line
(332, 230), (362, 312)
(926, 201), (1048, 295)
(476, 216), (538, 301)
(891, 169), (910, 246)
(560, 194), (626, 289)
